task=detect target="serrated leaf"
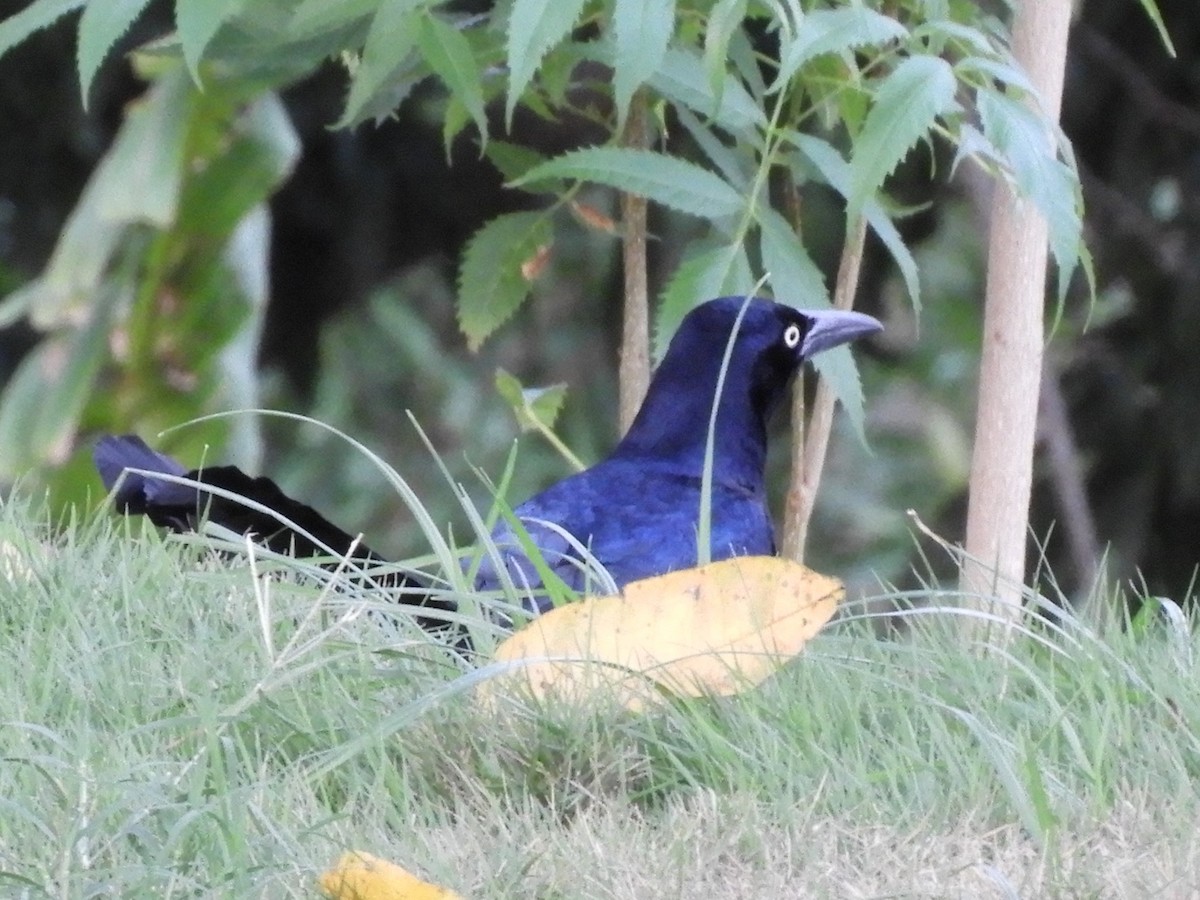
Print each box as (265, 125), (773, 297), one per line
(611, 0), (674, 130)
(791, 133), (921, 312)
(810, 344), (868, 446)
(0, 0), (84, 61)
(654, 240), (749, 361)
(726, 23), (765, 103)
(505, 0), (587, 127)
(911, 18), (998, 57)
(176, 0), (246, 81)
(513, 148), (744, 220)
(758, 210), (868, 444)
(288, 0), (378, 39)
(77, 0), (154, 106)
(978, 90), (1083, 300)
(848, 55), (959, 212)
(458, 211), (553, 349)
(772, 7), (906, 94)
(954, 55), (1035, 95)
(703, 0), (746, 111)
(648, 46), (765, 136)
(673, 106), (750, 190)
(338, 0), (425, 128)
(758, 207), (828, 307)
(484, 140), (555, 187)
(418, 12), (487, 142)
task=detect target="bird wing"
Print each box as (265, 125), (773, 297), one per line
(474, 459), (775, 611)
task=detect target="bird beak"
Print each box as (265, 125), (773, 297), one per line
(800, 309), (882, 358)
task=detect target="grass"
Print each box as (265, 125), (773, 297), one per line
(2, 493), (1199, 898)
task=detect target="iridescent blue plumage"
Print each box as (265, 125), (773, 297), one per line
(95, 297), (881, 625)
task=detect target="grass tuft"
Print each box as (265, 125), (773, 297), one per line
(2, 490), (1200, 896)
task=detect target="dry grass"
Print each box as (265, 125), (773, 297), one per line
(318, 790), (1199, 899)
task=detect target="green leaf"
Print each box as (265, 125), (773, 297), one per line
(176, 0), (246, 81)
(77, 0), (155, 105)
(648, 46), (765, 136)
(757, 208), (868, 444)
(458, 211), (553, 350)
(954, 54), (1035, 95)
(17, 68), (193, 330)
(811, 345), (868, 447)
(494, 368), (568, 432)
(288, 0), (378, 38)
(93, 66), (193, 228)
(771, 7), (906, 93)
(977, 90), (1083, 301)
(848, 55), (959, 213)
(505, 0), (587, 127)
(417, 12), (487, 142)
(911, 18), (998, 56)
(0, 287), (117, 478)
(702, 0), (746, 111)
(654, 240), (749, 361)
(611, 0), (674, 130)
(0, 0), (84, 61)
(672, 106), (750, 190)
(177, 93), (300, 236)
(757, 207), (829, 308)
(20, 185), (121, 330)
(484, 140), (558, 189)
(338, 0), (425, 128)
(726, 21), (765, 103)
(1135, 0), (1176, 56)
(513, 148), (744, 220)
(792, 133), (920, 312)
(214, 206), (271, 462)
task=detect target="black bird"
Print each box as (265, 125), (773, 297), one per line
(95, 296), (880, 624)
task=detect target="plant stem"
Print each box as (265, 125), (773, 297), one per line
(617, 88), (650, 436)
(784, 215), (867, 562)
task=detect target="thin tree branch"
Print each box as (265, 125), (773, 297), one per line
(617, 88), (650, 435)
(780, 178), (807, 561)
(1038, 356), (1100, 593)
(783, 215), (868, 561)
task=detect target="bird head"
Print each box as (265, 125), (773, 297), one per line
(614, 297), (882, 482)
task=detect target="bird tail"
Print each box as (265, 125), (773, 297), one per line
(93, 435), (458, 631)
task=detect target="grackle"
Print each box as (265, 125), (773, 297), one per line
(95, 296), (880, 626)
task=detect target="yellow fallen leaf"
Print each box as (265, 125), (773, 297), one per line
(484, 556), (842, 710)
(319, 851), (464, 900)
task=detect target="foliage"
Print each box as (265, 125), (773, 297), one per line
(0, 49), (298, 503)
(0, 0), (1089, 504)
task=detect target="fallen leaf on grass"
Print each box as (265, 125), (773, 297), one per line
(483, 556), (842, 710)
(319, 851), (463, 900)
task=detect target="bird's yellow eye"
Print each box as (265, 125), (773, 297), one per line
(783, 323), (802, 349)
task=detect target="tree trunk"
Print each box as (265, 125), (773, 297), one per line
(960, 0), (1073, 637)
